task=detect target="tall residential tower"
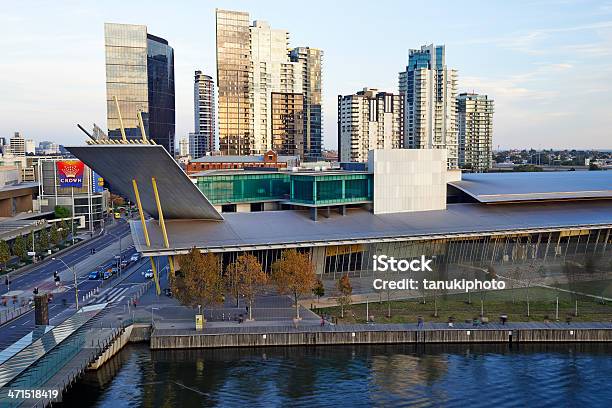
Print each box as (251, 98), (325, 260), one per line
(104, 23), (175, 154)
(457, 93), (494, 172)
(191, 70), (215, 158)
(215, 9), (322, 159)
(338, 88), (402, 163)
(399, 44), (457, 168)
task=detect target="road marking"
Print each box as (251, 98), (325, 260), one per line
(21, 321), (30, 326)
(115, 296), (125, 303)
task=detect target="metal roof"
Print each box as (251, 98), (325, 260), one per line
(131, 200), (612, 254)
(67, 145), (223, 220)
(449, 171), (612, 203)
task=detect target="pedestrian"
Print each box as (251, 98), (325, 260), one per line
(133, 299), (137, 308)
(246, 305), (249, 315)
(320, 317), (325, 327)
(417, 315), (424, 328)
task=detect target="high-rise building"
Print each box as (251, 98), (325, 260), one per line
(192, 70), (215, 158)
(25, 139), (35, 155)
(290, 47), (323, 161)
(178, 137), (189, 157)
(457, 93), (494, 172)
(37, 141), (60, 155)
(251, 21), (303, 155)
(9, 132), (25, 156)
(399, 44), (457, 168)
(338, 88), (402, 163)
(216, 9), (252, 156)
(216, 10), (322, 159)
(104, 23), (175, 154)
(271, 92), (304, 156)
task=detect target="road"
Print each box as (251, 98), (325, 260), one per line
(0, 218), (162, 350)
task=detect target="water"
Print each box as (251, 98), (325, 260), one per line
(60, 343), (612, 407)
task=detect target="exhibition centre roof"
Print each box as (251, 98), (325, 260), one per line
(449, 171), (612, 203)
(131, 200), (612, 255)
(67, 145), (222, 220)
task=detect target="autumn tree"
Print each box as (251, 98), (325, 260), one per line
(225, 260), (242, 307)
(271, 249), (316, 319)
(228, 254), (267, 321)
(0, 241), (10, 268)
(12, 235), (28, 261)
(337, 274), (353, 318)
(59, 220), (69, 242)
(312, 279), (325, 304)
(174, 248), (225, 317)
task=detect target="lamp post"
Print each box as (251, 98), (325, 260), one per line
(106, 230), (123, 275)
(52, 257), (78, 310)
(151, 306), (159, 325)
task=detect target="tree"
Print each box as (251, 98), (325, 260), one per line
(271, 249), (316, 319)
(54, 205), (71, 219)
(59, 220), (69, 242)
(50, 224), (61, 247)
(225, 260), (242, 307)
(174, 248), (225, 316)
(337, 274), (353, 318)
(38, 229), (49, 254)
(0, 240), (10, 268)
(312, 279), (325, 304)
(228, 254), (267, 321)
(12, 235), (28, 262)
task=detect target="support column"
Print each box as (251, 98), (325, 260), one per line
(310, 207), (318, 221)
(133, 179), (161, 295)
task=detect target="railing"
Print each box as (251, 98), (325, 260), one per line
(0, 305), (32, 326)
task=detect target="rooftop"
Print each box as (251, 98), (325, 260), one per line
(190, 154), (299, 163)
(449, 171), (612, 203)
(131, 200), (612, 254)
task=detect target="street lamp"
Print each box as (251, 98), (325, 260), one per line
(52, 257), (79, 310)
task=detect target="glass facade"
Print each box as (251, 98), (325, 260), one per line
(105, 23), (175, 154)
(192, 71), (215, 157)
(196, 173), (290, 204)
(271, 92), (304, 156)
(290, 47), (323, 161)
(290, 173), (373, 205)
(216, 9), (252, 155)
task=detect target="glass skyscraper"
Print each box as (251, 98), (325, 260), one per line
(104, 23), (175, 154)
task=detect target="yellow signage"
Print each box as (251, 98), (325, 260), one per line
(195, 314), (204, 330)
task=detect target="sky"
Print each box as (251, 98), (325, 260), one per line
(1, 0), (612, 150)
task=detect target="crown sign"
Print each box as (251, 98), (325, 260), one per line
(62, 164), (81, 178)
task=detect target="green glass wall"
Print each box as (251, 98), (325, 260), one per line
(291, 174), (373, 205)
(197, 173), (290, 204)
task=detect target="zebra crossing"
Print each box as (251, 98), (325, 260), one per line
(100, 287), (130, 304)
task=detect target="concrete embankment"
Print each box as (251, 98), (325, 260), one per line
(148, 322), (612, 350)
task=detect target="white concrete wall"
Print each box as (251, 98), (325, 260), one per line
(368, 149), (447, 214)
(236, 203), (251, 213)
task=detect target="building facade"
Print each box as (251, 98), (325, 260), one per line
(192, 70), (215, 158)
(338, 88), (402, 163)
(290, 47), (323, 161)
(178, 137), (189, 157)
(399, 44), (458, 168)
(457, 93), (494, 172)
(104, 23), (175, 154)
(216, 10), (322, 159)
(271, 92), (304, 156)
(216, 9), (252, 156)
(9, 132), (25, 156)
(186, 150), (299, 174)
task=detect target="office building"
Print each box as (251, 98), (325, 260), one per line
(37, 141), (60, 155)
(216, 9), (252, 155)
(186, 150), (299, 174)
(9, 132), (25, 156)
(399, 44), (458, 168)
(457, 93), (494, 172)
(338, 88), (402, 163)
(192, 70), (215, 158)
(104, 23), (175, 154)
(25, 139), (36, 155)
(69, 143), (612, 284)
(178, 137), (189, 157)
(216, 10), (322, 159)
(290, 47), (323, 161)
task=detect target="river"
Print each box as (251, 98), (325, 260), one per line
(59, 343), (612, 407)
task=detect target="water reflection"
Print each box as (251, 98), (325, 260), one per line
(60, 343), (612, 407)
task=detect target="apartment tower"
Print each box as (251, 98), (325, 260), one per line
(457, 93), (494, 172)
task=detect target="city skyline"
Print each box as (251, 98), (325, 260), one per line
(1, 0), (612, 149)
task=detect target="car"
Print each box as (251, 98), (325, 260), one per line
(103, 271), (112, 280)
(130, 253), (141, 262)
(111, 266), (119, 274)
(120, 260), (129, 268)
(163, 288), (172, 297)
(88, 271), (101, 280)
(144, 269), (154, 279)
